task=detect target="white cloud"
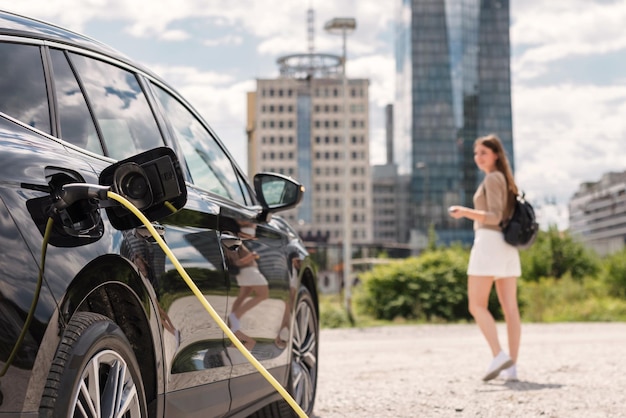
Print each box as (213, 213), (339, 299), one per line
(149, 65), (236, 88)
(512, 83), (626, 206)
(203, 34), (243, 47)
(351, 54), (395, 108)
(511, 0), (626, 79)
(509, 0), (626, 230)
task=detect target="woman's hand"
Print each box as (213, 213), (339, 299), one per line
(448, 205), (465, 219)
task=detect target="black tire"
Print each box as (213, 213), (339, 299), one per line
(251, 286), (319, 418)
(40, 312), (147, 418)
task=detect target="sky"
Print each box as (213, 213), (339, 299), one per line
(2, 0), (624, 230)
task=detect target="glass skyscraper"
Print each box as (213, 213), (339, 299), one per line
(396, 0), (514, 244)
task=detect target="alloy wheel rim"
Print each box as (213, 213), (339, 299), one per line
(291, 296), (318, 412)
(71, 349), (141, 418)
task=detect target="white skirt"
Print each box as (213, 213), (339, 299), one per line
(467, 228), (521, 278)
(236, 266), (269, 286)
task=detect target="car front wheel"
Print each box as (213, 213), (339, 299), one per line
(40, 311), (147, 418)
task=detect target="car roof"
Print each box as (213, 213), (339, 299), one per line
(0, 9), (150, 74)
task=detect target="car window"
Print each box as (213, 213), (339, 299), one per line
(68, 53), (163, 160)
(151, 84), (248, 206)
(0, 42), (51, 133)
(49, 49), (103, 155)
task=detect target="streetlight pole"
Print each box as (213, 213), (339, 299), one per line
(324, 17), (356, 320)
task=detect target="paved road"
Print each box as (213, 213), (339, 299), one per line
(312, 323), (626, 417)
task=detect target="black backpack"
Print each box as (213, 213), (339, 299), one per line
(500, 192), (539, 249)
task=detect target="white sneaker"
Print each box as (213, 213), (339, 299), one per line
(228, 312), (240, 333)
(498, 364), (518, 382)
(483, 351), (514, 381)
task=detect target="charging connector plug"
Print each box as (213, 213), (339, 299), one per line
(54, 183), (110, 210)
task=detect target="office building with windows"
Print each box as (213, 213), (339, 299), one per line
(395, 0), (514, 245)
(372, 104), (412, 244)
(247, 55), (372, 244)
(569, 171), (626, 256)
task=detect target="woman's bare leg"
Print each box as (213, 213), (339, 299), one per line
(468, 275), (502, 356)
(495, 277), (521, 362)
(233, 285), (269, 319)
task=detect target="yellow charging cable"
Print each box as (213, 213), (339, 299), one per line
(107, 191), (308, 418)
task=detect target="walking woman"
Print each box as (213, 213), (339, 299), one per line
(448, 134), (521, 382)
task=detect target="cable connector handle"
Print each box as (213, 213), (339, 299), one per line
(54, 183), (110, 210)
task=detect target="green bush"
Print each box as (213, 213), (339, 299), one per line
(520, 226), (600, 281)
(519, 274), (626, 322)
(335, 231), (626, 326)
(355, 247), (503, 321)
(319, 296), (353, 328)
(600, 248), (626, 299)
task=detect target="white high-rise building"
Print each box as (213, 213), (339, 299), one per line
(247, 55), (372, 244)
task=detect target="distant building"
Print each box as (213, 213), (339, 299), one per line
(373, 164), (407, 243)
(247, 54), (372, 244)
(569, 171), (626, 255)
(395, 0), (515, 245)
(372, 104), (412, 244)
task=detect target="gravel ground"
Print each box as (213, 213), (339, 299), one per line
(312, 322), (626, 418)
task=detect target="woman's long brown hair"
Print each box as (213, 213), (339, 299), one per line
(474, 134), (518, 206)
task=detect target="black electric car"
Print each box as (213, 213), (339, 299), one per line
(0, 9), (318, 418)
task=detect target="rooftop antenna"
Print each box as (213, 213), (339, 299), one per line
(276, 4), (342, 79)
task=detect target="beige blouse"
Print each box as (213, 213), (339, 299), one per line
(472, 171), (511, 232)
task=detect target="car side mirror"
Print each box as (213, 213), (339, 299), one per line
(99, 147), (187, 230)
(253, 172), (304, 214)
